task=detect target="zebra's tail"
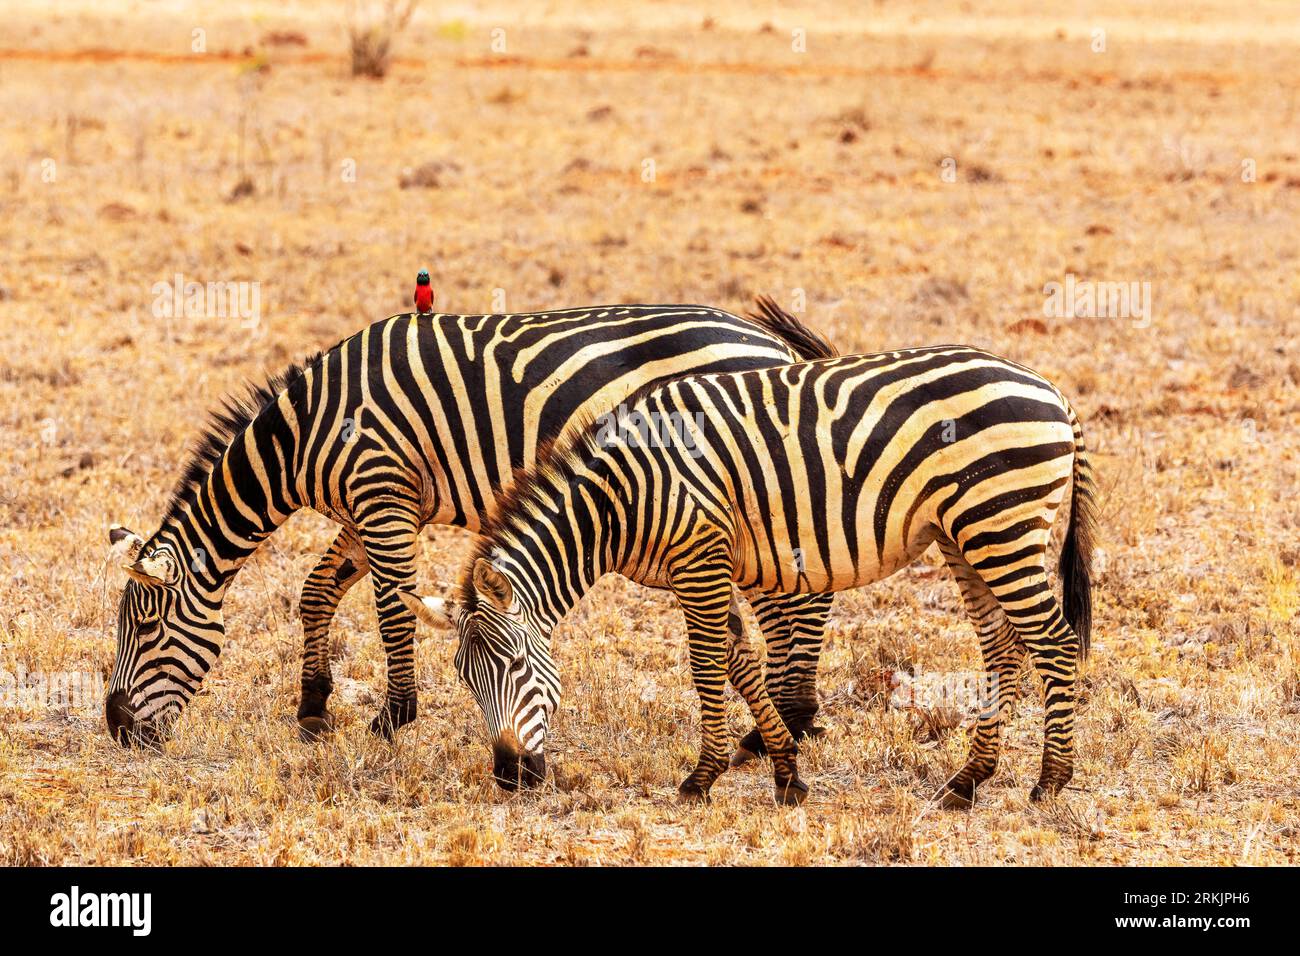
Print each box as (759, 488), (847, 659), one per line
(1059, 402), (1098, 659)
(746, 295), (839, 361)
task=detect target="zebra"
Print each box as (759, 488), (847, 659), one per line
(104, 302), (839, 751)
(403, 344), (1097, 807)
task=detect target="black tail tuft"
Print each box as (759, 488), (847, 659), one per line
(746, 295), (838, 361)
(1059, 431), (1097, 659)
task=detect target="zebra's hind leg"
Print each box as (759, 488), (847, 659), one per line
(732, 592), (831, 767)
(957, 533), (1082, 803)
(932, 537), (1026, 809)
(1019, 609), (1081, 801)
(354, 495), (423, 739)
(723, 594), (808, 805)
(297, 526), (368, 741)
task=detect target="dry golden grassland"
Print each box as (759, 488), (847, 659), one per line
(1, 0), (1298, 865)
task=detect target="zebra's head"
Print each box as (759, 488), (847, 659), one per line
(104, 525), (223, 747)
(402, 557), (561, 791)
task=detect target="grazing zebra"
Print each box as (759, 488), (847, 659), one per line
(104, 302), (837, 749)
(404, 345), (1096, 807)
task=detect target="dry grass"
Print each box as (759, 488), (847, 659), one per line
(1, 0), (1298, 865)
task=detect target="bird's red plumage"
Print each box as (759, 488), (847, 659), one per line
(414, 284), (435, 313)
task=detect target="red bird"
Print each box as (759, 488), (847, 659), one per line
(413, 268), (435, 313)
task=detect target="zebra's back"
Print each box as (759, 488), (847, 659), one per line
(287, 305), (807, 529)
(624, 345), (1077, 592)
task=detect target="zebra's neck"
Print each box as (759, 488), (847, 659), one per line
(159, 396), (304, 598)
(486, 452), (623, 630)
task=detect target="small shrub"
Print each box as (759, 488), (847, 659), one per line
(347, 0), (419, 79)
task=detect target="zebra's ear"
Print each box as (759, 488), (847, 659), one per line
(109, 524), (145, 561)
(124, 549), (179, 587)
(398, 591), (458, 630)
(472, 557), (514, 612)
(112, 526), (172, 585)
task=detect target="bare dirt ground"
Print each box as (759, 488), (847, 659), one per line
(1, 0), (1297, 865)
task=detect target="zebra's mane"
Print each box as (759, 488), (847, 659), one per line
(158, 351), (323, 527)
(459, 415), (609, 611)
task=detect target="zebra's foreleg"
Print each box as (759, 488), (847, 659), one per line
(733, 591), (831, 766)
(355, 497), (423, 739)
(297, 527), (368, 741)
(723, 595), (808, 805)
(670, 552), (742, 802)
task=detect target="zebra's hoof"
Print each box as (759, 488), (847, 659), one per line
(368, 714), (398, 740)
(786, 717), (827, 742)
(937, 783), (975, 811)
(297, 714), (334, 742)
(677, 782), (711, 804)
(735, 727), (767, 761)
(368, 699), (417, 739)
(1030, 771), (1072, 802)
(774, 778), (809, 807)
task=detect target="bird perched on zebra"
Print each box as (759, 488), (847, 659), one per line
(102, 300), (837, 751)
(404, 344), (1097, 808)
(412, 268), (435, 313)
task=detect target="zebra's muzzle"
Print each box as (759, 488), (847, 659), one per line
(492, 742), (545, 791)
(105, 691), (137, 746)
(105, 692), (164, 749)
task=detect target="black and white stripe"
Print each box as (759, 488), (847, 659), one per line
(410, 344), (1097, 806)
(105, 302), (837, 747)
